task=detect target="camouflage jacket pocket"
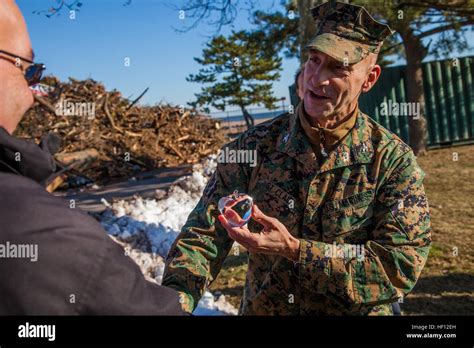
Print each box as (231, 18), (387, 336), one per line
(321, 190), (375, 241)
(248, 180), (301, 235)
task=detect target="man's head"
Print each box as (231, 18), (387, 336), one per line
(303, 49), (380, 119)
(0, 0), (35, 134)
(302, 1), (393, 120)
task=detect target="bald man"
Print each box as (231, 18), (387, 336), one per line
(0, 0), (185, 315)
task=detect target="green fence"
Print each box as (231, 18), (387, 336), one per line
(289, 55), (474, 148)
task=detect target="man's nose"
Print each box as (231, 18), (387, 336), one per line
(308, 64), (330, 88)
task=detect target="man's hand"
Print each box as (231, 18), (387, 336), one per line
(218, 204), (300, 262)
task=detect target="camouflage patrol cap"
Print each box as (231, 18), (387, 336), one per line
(305, 1), (394, 64)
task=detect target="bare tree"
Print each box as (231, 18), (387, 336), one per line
(33, 0), (132, 17)
(171, 0), (258, 33)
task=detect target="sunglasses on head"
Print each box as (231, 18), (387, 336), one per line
(0, 49), (46, 86)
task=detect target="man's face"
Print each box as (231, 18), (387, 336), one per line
(303, 49), (379, 120)
(0, 0), (35, 134)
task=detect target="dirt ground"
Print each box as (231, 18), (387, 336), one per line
(209, 144), (474, 315)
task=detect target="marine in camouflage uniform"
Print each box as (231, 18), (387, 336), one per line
(163, 1), (431, 315)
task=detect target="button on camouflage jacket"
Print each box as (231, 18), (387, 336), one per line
(162, 107), (432, 315)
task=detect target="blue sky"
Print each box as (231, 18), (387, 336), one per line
(16, 0), (473, 116)
(17, 0), (300, 115)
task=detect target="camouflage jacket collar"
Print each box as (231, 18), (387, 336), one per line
(276, 104), (375, 174)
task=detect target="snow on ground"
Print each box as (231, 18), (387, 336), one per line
(97, 155), (238, 315)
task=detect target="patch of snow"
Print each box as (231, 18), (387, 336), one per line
(97, 155), (238, 316)
(193, 291), (238, 316)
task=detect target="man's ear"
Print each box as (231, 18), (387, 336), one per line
(361, 64), (381, 93)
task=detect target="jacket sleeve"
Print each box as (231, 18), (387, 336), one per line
(297, 149), (432, 309)
(162, 136), (254, 312)
(0, 174), (186, 315)
(84, 232), (188, 315)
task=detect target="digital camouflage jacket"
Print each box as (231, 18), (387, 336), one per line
(162, 107), (431, 315)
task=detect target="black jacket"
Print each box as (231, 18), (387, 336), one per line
(0, 127), (185, 315)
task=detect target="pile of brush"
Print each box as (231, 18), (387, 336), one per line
(15, 76), (227, 186)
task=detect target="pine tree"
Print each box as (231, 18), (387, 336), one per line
(187, 30), (282, 129)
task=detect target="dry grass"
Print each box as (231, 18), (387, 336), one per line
(405, 144), (474, 315)
(210, 145), (474, 314)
